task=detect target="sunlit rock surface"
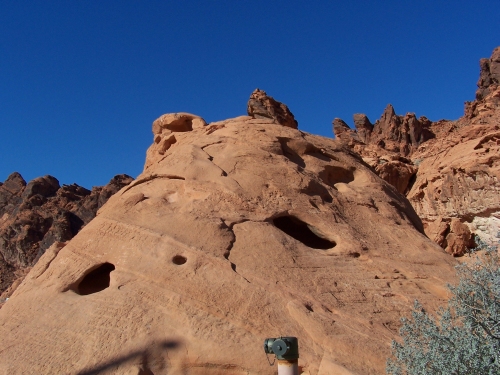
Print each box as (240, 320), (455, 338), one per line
(0, 111), (456, 374)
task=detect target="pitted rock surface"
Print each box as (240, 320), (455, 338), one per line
(0, 114), (456, 374)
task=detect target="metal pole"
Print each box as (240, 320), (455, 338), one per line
(278, 359), (299, 375)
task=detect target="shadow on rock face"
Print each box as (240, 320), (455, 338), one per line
(75, 339), (181, 375)
(72, 262), (116, 295)
(272, 215), (336, 250)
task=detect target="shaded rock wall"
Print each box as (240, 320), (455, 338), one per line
(0, 173), (133, 296)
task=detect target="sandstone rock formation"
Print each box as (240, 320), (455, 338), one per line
(0, 173), (133, 297)
(465, 46), (500, 119)
(0, 110), (456, 374)
(332, 106), (438, 196)
(247, 88), (298, 128)
(333, 47), (500, 256)
(407, 112), (500, 255)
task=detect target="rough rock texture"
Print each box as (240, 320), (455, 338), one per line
(332, 106), (437, 195)
(247, 88), (298, 129)
(374, 159), (417, 196)
(465, 46), (500, 118)
(368, 105), (434, 157)
(0, 173), (133, 297)
(352, 113), (373, 144)
(0, 113), (456, 374)
(332, 118), (361, 145)
(333, 105), (435, 159)
(146, 112), (207, 170)
(333, 47), (500, 256)
(407, 116), (500, 255)
(425, 218), (475, 257)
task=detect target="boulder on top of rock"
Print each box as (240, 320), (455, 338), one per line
(147, 113), (208, 169)
(353, 113), (373, 143)
(332, 118), (362, 145)
(0, 173), (27, 212)
(476, 46), (500, 101)
(247, 88), (298, 129)
(21, 175), (60, 200)
(1, 172), (26, 194)
(466, 47), (500, 119)
(152, 112), (207, 135)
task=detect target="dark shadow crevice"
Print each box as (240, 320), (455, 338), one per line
(278, 138), (305, 168)
(272, 216), (336, 250)
(74, 262), (115, 295)
(318, 165), (355, 187)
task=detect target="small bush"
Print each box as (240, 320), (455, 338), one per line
(387, 249), (500, 375)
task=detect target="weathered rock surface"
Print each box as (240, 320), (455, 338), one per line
(407, 116), (500, 255)
(333, 47), (500, 256)
(0, 173), (133, 296)
(0, 112), (456, 374)
(247, 88), (298, 129)
(333, 105), (435, 159)
(466, 46), (500, 119)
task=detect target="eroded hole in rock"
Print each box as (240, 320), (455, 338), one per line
(168, 118), (194, 132)
(158, 135), (177, 154)
(302, 180), (333, 203)
(319, 165), (355, 187)
(272, 216), (336, 250)
(76, 263), (115, 295)
(172, 255), (187, 265)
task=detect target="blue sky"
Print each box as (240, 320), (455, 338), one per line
(1, 1), (499, 188)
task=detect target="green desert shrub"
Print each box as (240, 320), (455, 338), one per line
(387, 248), (500, 375)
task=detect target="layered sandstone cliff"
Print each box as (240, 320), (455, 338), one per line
(0, 101), (456, 374)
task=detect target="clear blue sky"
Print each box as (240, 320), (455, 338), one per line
(1, 1), (499, 188)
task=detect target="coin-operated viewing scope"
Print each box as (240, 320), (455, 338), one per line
(264, 337), (299, 375)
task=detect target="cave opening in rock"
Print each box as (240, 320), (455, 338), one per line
(76, 262), (115, 295)
(272, 216), (336, 250)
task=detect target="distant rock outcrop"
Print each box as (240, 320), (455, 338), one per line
(465, 46), (500, 119)
(247, 88), (298, 128)
(0, 173), (133, 296)
(0, 105), (456, 374)
(333, 105), (435, 159)
(333, 47), (500, 256)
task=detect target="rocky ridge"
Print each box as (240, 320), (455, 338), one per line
(0, 173), (133, 297)
(0, 97), (457, 374)
(247, 88), (298, 129)
(333, 46), (500, 256)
